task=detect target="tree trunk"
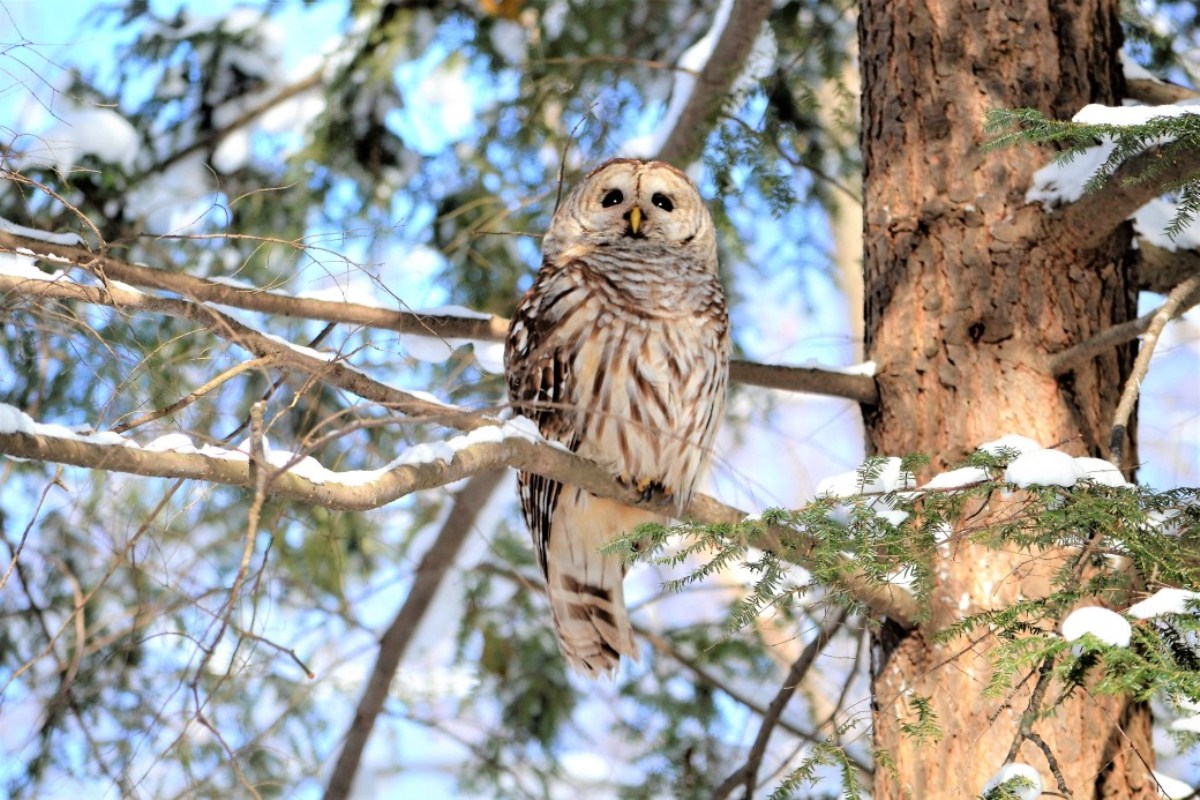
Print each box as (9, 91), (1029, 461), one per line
(860, 0), (1156, 796)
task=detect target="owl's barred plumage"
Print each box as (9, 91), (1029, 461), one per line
(505, 159), (730, 677)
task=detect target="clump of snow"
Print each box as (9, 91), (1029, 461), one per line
(400, 334), (504, 374)
(1120, 51), (1161, 83)
(1133, 198), (1200, 252)
(816, 457), (914, 526)
(978, 434), (1044, 458)
(1061, 606), (1131, 647)
(144, 433), (197, 452)
(0, 252), (69, 283)
(1026, 140), (1118, 208)
(1169, 716), (1200, 734)
(22, 106), (141, 175)
(0, 404), (37, 435)
(838, 360), (877, 376)
(1073, 102), (1200, 127)
(1127, 588), (1200, 620)
(1152, 771), (1196, 800)
(921, 466), (989, 490)
(1004, 449), (1084, 489)
(982, 763), (1043, 800)
(1074, 456), (1131, 487)
(0, 216), (83, 246)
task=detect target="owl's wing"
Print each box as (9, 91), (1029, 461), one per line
(504, 267), (585, 577)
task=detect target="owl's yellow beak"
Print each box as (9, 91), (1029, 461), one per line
(628, 206), (643, 235)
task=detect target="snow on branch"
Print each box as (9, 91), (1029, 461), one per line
(0, 402), (919, 627)
(0, 228), (879, 403)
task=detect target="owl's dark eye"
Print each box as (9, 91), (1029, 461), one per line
(601, 189), (624, 207)
(652, 192), (674, 212)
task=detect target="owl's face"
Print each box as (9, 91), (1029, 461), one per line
(545, 158), (718, 272)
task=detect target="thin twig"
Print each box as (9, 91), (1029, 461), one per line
(1026, 731), (1073, 798)
(111, 356), (277, 433)
(712, 608), (850, 800)
(1109, 274), (1200, 468)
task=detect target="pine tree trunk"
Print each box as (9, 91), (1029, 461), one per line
(859, 0), (1156, 796)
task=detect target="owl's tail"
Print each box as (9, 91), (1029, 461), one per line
(545, 489), (655, 678)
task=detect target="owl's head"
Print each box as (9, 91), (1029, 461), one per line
(545, 158), (718, 271)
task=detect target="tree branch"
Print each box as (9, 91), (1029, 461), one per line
(1125, 78), (1200, 106)
(0, 230), (879, 403)
(324, 470), (506, 800)
(0, 423), (919, 627)
(655, 0), (774, 166)
(1049, 272), (1200, 375)
(0, 272), (485, 430)
(1062, 145), (1200, 249)
(713, 608), (850, 800)
(1138, 239), (1200, 295)
(1109, 273), (1200, 467)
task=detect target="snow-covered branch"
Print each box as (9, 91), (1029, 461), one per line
(0, 404), (919, 627)
(1062, 144), (1200, 249)
(0, 229), (879, 403)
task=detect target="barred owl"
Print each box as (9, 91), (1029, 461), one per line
(505, 158), (730, 677)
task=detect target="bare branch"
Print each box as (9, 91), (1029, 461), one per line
(0, 272), (484, 429)
(1109, 273), (1200, 467)
(1049, 273), (1200, 375)
(655, 0), (774, 166)
(324, 471), (506, 800)
(1125, 79), (1200, 106)
(1139, 239), (1200, 295)
(713, 608), (850, 800)
(1062, 145), (1200, 249)
(0, 229), (879, 403)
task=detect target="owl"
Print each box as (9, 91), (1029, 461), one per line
(504, 158), (730, 677)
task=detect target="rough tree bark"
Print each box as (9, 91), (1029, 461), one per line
(860, 0), (1156, 797)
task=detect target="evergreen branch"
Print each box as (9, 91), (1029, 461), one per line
(1063, 144), (1200, 247)
(0, 229), (879, 404)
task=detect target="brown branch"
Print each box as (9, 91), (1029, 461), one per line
(0, 425), (919, 627)
(324, 470), (506, 800)
(1049, 273), (1200, 375)
(655, 0), (773, 166)
(1109, 273), (1200, 467)
(0, 272), (485, 430)
(1062, 145), (1200, 249)
(1125, 78), (1200, 106)
(713, 608), (850, 800)
(0, 230), (879, 403)
(1138, 239), (1200, 295)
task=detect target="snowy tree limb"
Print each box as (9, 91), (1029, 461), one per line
(1062, 145), (1200, 248)
(655, 0), (774, 165)
(0, 230), (879, 403)
(0, 423), (919, 627)
(324, 470), (507, 800)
